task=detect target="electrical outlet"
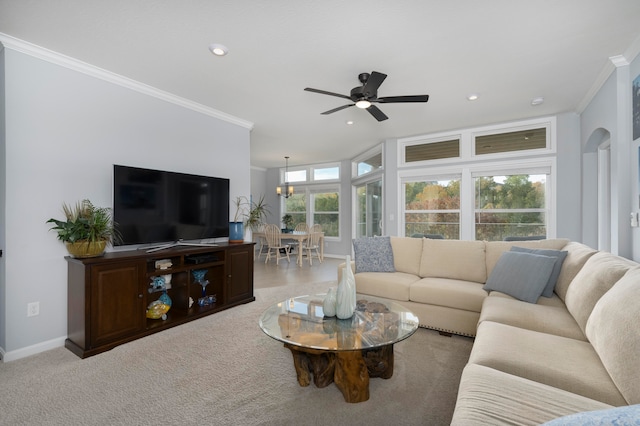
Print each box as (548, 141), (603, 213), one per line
(27, 302), (39, 317)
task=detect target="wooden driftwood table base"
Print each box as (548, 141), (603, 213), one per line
(284, 343), (394, 403)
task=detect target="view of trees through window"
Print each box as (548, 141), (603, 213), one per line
(283, 191), (339, 237)
(404, 174), (546, 241)
(405, 178), (460, 239)
(313, 192), (339, 237)
(475, 174), (546, 241)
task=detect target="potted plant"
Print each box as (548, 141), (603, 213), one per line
(245, 194), (270, 231)
(231, 195), (271, 242)
(47, 199), (120, 258)
(282, 213), (294, 233)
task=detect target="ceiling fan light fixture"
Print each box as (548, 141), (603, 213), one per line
(208, 43), (229, 56)
(355, 100), (371, 109)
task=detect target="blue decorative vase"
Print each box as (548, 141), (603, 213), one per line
(229, 222), (244, 243)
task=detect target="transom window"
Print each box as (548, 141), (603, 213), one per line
(475, 127), (547, 155)
(405, 138), (460, 163)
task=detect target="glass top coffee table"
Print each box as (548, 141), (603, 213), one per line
(259, 294), (419, 403)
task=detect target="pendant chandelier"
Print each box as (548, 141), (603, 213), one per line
(276, 156), (294, 198)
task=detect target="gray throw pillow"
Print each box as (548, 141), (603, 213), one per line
(483, 251), (557, 303)
(510, 246), (568, 298)
(352, 236), (395, 273)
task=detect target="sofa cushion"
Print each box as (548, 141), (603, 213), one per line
(479, 295), (586, 340)
(554, 242), (598, 302)
(390, 236), (423, 275)
(468, 321), (627, 406)
(420, 239), (487, 283)
(541, 405), (640, 426)
(451, 364), (613, 426)
(352, 236), (395, 273)
(510, 246), (568, 297)
(354, 272), (419, 301)
(564, 251), (636, 334)
(483, 251), (557, 303)
(485, 238), (569, 277)
(586, 266), (640, 405)
(410, 277), (487, 312)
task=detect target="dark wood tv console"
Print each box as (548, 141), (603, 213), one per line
(65, 242), (255, 358)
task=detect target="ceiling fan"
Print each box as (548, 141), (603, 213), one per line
(304, 71), (429, 122)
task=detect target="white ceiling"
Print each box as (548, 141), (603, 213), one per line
(2, 1), (640, 169)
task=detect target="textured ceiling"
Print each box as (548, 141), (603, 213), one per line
(1, 0), (640, 168)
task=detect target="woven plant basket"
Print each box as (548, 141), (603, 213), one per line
(65, 240), (107, 258)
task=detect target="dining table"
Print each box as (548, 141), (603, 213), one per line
(253, 230), (324, 266)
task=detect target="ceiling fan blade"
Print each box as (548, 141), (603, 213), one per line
(362, 71), (387, 97)
(304, 87), (351, 100)
(377, 95), (430, 103)
(321, 104), (354, 115)
(366, 105), (388, 121)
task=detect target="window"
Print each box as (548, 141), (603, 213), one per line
(282, 187), (340, 238)
(312, 190), (339, 237)
(313, 165), (340, 181)
(283, 193), (306, 229)
(355, 179), (383, 237)
(474, 173), (547, 241)
(405, 138), (460, 162)
(475, 127), (546, 155)
(404, 177), (460, 239)
(353, 147), (383, 177)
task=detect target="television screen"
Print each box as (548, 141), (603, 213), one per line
(113, 165), (229, 246)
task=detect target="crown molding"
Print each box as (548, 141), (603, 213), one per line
(576, 34), (640, 113)
(0, 33), (254, 130)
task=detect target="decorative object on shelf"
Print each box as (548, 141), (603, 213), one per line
(281, 214), (294, 232)
(192, 269), (209, 297)
(231, 195), (271, 243)
(47, 199), (121, 258)
(146, 300), (170, 320)
(323, 286), (337, 317)
(149, 276), (166, 293)
(158, 290), (172, 307)
(155, 259), (172, 270)
(336, 255), (357, 319)
(276, 156), (294, 198)
(198, 294), (217, 306)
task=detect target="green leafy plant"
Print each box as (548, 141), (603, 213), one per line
(245, 195), (270, 230)
(282, 213), (294, 230)
(233, 195), (270, 229)
(47, 199), (120, 244)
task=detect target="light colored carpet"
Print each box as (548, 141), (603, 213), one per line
(0, 280), (473, 425)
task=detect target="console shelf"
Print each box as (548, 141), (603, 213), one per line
(65, 242), (255, 358)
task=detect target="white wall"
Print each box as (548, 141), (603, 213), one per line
(1, 46), (251, 360)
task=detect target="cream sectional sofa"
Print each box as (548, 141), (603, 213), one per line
(340, 237), (640, 424)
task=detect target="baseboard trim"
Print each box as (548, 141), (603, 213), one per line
(1, 337), (66, 362)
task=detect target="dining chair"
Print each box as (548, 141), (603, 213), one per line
(254, 223), (268, 260)
(263, 224), (290, 265)
(302, 229), (323, 265)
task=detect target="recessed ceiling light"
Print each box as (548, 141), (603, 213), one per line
(467, 94), (479, 101)
(531, 97), (544, 106)
(208, 43), (229, 56)
(346, 120), (354, 125)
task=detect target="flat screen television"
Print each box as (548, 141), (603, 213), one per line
(113, 165), (229, 247)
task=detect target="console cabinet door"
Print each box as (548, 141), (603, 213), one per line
(90, 260), (145, 348)
(226, 246), (253, 304)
